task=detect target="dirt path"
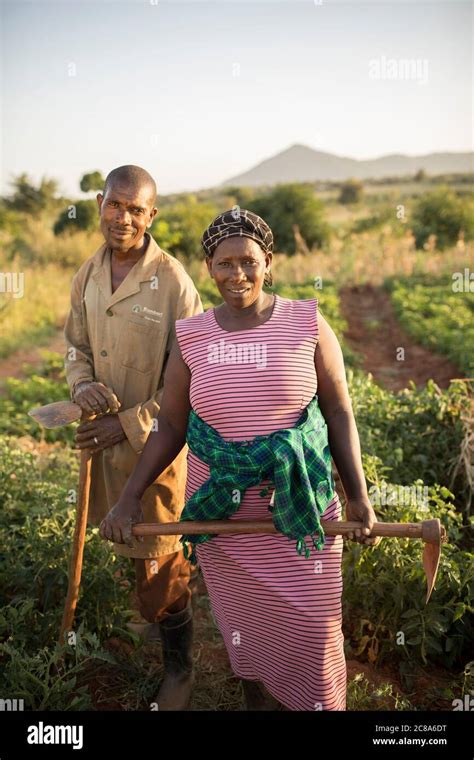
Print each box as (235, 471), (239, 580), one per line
(339, 285), (463, 392)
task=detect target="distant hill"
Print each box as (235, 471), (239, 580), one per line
(222, 144), (474, 187)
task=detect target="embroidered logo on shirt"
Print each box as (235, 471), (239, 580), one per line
(131, 304), (162, 323)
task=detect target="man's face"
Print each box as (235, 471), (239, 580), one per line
(97, 182), (157, 253)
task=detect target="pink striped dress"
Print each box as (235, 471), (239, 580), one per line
(175, 294), (346, 711)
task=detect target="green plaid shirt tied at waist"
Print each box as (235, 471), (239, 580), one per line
(179, 395), (336, 564)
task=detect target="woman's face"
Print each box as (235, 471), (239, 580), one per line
(206, 237), (272, 308)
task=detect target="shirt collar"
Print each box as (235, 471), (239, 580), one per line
(91, 232), (165, 308)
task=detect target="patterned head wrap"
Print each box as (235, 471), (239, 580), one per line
(201, 208), (274, 257)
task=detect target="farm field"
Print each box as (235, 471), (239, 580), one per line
(0, 176), (473, 711)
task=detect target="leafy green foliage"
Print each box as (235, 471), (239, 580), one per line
(386, 275), (474, 376)
(0, 629), (115, 710)
(251, 183), (331, 254)
(0, 354), (75, 443)
(0, 204), (24, 236)
(411, 186), (474, 249)
(0, 436), (135, 708)
(343, 462), (473, 673)
(339, 178), (364, 205)
(346, 672), (413, 710)
(348, 370), (471, 509)
(151, 218), (182, 253)
(154, 195), (218, 260)
(80, 171), (104, 193)
(54, 200), (97, 235)
(3, 174), (60, 215)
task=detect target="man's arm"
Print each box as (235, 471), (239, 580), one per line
(64, 271), (121, 418)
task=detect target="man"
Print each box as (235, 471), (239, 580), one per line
(64, 165), (203, 710)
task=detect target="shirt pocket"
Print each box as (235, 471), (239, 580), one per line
(118, 317), (163, 375)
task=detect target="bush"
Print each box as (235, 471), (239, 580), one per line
(0, 435), (136, 708)
(54, 200), (98, 235)
(0, 630), (114, 710)
(0, 434), (135, 639)
(251, 184), (331, 255)
(4, 174), (60, 215)
(0, 204), (24, 236)
(348, 370), (472, 516)
(343, 458), (473, 676)
(151, 218), (182, 253)
(154, 196), (218, 260)
(80, 171), (104, 193)
(411, 187), (474, 250)
(339, 179), (364, 205)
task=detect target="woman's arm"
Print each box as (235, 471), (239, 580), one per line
(99, 338), (191, 547)
(315, 311), (380, 546)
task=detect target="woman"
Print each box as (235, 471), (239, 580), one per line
(100, 209), (380, 711)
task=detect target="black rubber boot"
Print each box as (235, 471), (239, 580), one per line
(155, 603), (195, 711)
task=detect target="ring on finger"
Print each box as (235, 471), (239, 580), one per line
(94, 436), (99, 445)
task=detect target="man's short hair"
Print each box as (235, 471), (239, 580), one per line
(103, 165), (157, 205)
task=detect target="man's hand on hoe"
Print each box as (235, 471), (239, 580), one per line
(73, 381), (126, 452)
(74, 381), (121, 415)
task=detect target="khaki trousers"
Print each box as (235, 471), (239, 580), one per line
(134, 550), (197, 623)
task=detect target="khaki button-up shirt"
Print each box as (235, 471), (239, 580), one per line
(63, 233), (203, 558)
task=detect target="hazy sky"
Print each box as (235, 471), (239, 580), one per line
(1, 0), (472, 196)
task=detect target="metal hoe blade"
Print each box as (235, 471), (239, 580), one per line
(28, 400), (82, 429)
(421, 518), (447, 604)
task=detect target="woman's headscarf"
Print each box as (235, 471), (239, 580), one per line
(201, 208), (274, 257)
